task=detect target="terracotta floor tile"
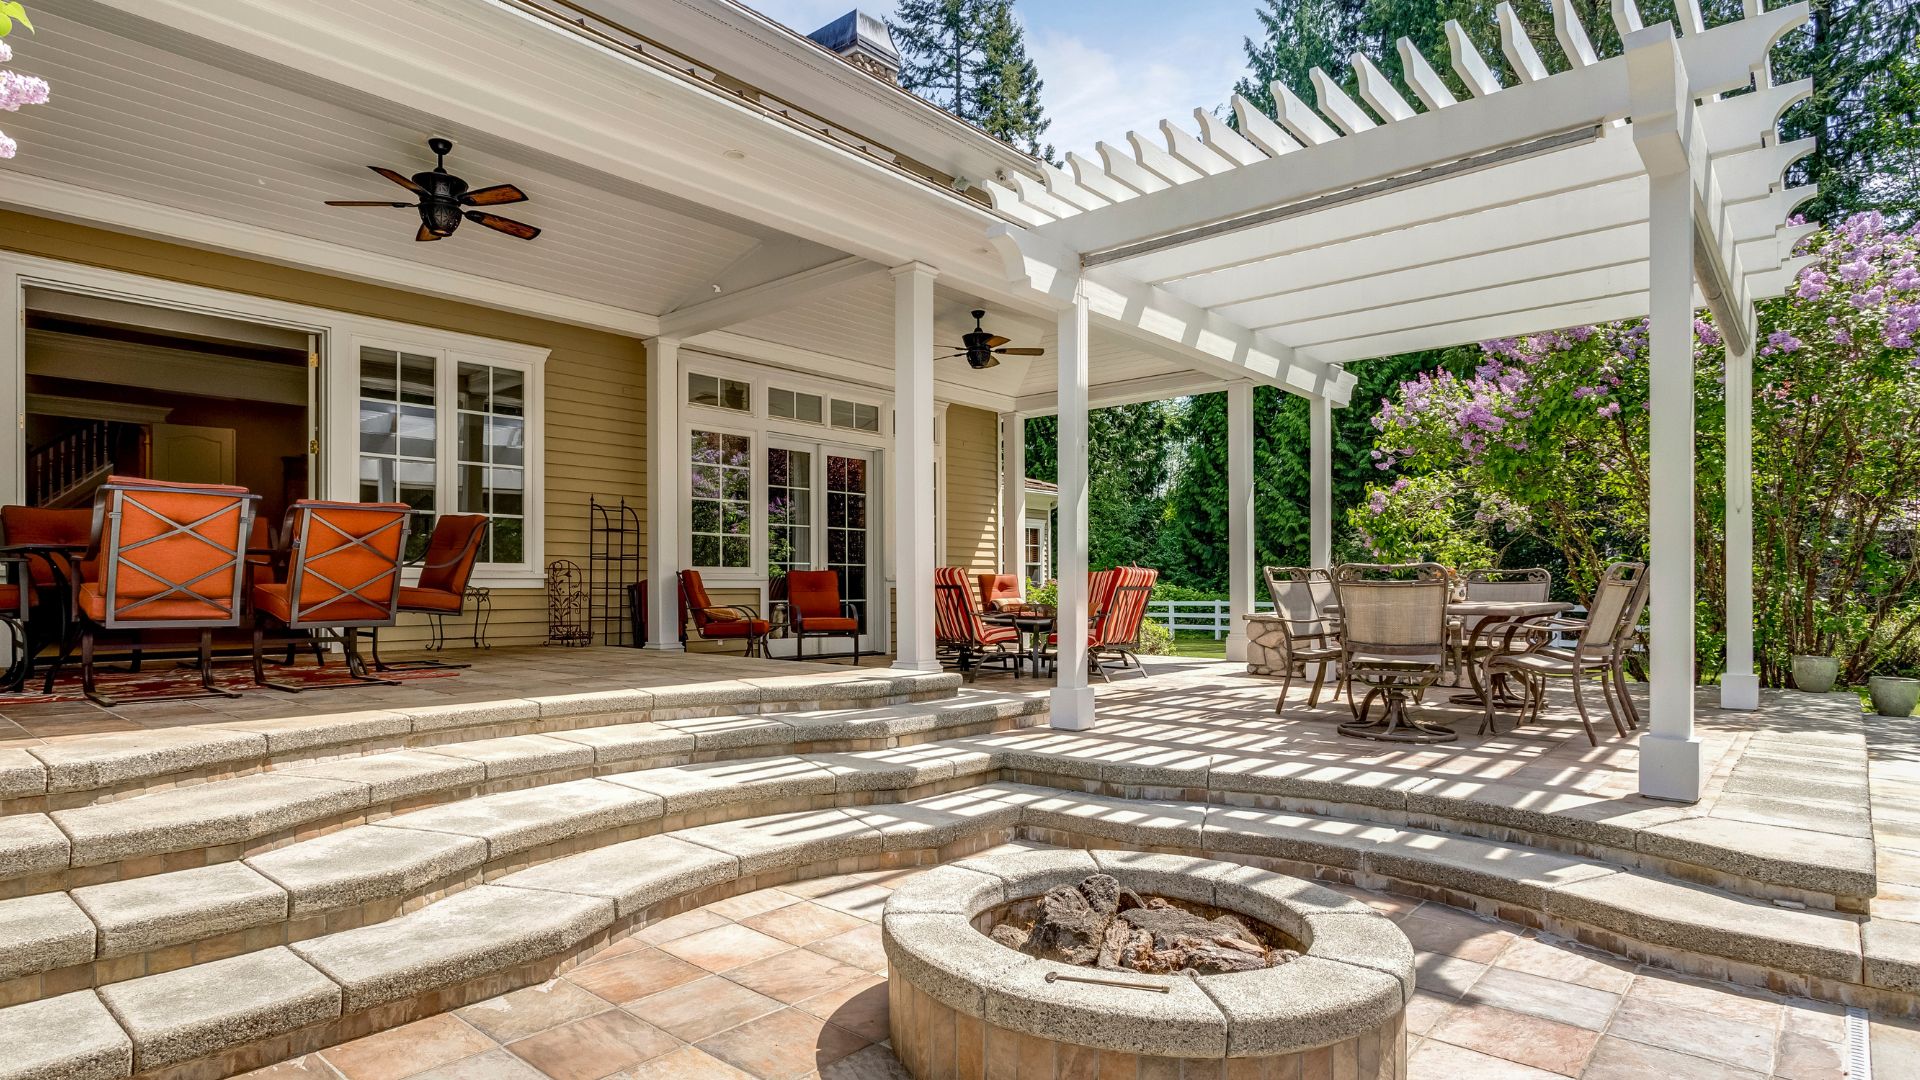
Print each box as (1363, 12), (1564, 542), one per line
(726, 947), (871, 1004)
(1407, 1039), (1564, 1079)
(1402, 990), (1459, 1037)
(602, 1046), (756, 1080)
(1427, 1001), (1598, 1076)
(817, 1044), (912, 1080)
(1578, 1035), (1767, 1080)
(458, 978), (613, 1043)
(1490, 936), (1634, 994)
(697, 1007), (871, 1080)
(235, 1056), (348, 1079)
(1412, 953), (1486, 996)
(742, 902), (870, 946)
(638, 909), (733, 946)
(806, 925), (887, 974)
(629, 976), (785, 1042)
(506, 1011), (683, 1080)
(1773, 1031), (1848, 1080)
(1320, 883), (1421, 920)
(705, 890), (802, 922)
(795, 976), (888, 1042)
(808, 884), (893, 922)
(1397, 908), (1518, 964)
(1622, 972), (1784, 1028)
(1606, 996), (1775, 1074)
(398, 1049), (549, 1080)
(319, 1014), (497, 1080)
(1461, 966), (1619, 1031)
(569, 947), (710, 1005)
(660, 924), (797, 974)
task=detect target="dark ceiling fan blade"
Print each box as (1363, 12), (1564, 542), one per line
(995, 347), (1045, 356)
(415, 224), (443, 242)
(325, 200), (412, 207)
(984, 335), (1009, 348)
(982, 356), (1001, 369)
(461, 183), (528, 206)
(464, 211), (541, 240)
(370, 166), (428, 194)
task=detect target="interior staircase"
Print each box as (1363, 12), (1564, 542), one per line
(26, 419), (116, 509)
(0, 669), (1911, 1080)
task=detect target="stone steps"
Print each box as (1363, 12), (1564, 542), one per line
(4, 778), (1912, 1080)
(0, 694), (1036, 898)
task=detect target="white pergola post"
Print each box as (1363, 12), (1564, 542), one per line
(1225, 382), (1256, 662)
(644, 336), (684, 651)
(1052, 285), (1096, 729)
(1001, 411), (1026, 590)
(1309, 395), (1333, 568)
(1721, 327), (1759, 709)
(892, 263), (940, 671)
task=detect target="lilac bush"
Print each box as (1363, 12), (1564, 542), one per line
(0, 5), (49, 160)
(1353, 212), (1920, 683)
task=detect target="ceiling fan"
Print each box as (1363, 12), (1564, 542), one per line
(938, 310), (1045, 370)
(324, 137), (541, 242)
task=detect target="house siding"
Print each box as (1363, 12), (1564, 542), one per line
(944, 404), (999, 578)
(0, 210), (645, 648)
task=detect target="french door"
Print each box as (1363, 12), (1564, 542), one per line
(766, 440), (874, 655)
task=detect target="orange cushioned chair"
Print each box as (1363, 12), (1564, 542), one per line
(934, 566), (1021, 681)
(371, 513), (490, 671)
(784, 569), (860, 664)
(3, 505), (94, 688)
(1, 556), (27, 691)
(678, 568), (770, 657)
(976, 573), (1022, 614)
(1044, 567), (1158, 681)
(44, 477), (259, 704)
(252, 500), (410, 691)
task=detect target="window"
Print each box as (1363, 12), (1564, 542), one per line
(768, 388), (823, 424)
(690, 429), (752, 568)
(1024, 523), (1046, 586)
(830, 398), (880, 433)
(455, 363), (526, 563)
(357, 342), (542, 575)
(359, 347), (439, 560)
(689, 373), (750, 412)
(767, 446), (813, 576)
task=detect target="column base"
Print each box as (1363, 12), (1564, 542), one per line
(1224, 631), (1250, 664)
(1718, 673), (1759, 710)
(1049, 685), (1097, 730)
(1638, 732), (1706, 803)
(893, 658), (946, 673)
(641, 642), (686, 653)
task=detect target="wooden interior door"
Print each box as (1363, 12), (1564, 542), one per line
(149, 423), (237, 486)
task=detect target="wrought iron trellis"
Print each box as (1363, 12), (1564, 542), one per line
(545, 558), (591, 647)
(587, 497), (642, 646)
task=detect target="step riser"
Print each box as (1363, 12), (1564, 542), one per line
(1000, 767), (1871, 911)
(5, 685), (965, 814)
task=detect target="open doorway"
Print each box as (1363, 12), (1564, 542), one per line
(21, 289), (315, 521)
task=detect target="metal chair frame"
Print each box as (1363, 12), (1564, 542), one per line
(1261, 565), (1344, 714)
(253, 502), (409, 692)
(1332, 562), (1454, 743)
(370, 515), (491, 672)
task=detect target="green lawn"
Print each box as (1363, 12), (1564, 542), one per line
(1166, 635), (1228, 659)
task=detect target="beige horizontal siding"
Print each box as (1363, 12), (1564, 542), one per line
(945, 405), (1000, 578)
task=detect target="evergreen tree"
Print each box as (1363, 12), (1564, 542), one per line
(972, 1), (1054, 160)
(892, 0), (1055, 160)
(1022, 401), (1183, 573)
(1233, 0), (1361, 113)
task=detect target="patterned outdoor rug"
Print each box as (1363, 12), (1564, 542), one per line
(0, 662), (460, 705)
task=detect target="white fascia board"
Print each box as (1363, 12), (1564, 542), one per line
(1305, 289), (1690, 365)
(1015, 372), (1236, 416)
(92, 0), (1026, 311)
(659, 256), (883, 338)
(1029, 55), (1632, 260)
(0, 172), (661, 338)
(687, 328), (1017, 414)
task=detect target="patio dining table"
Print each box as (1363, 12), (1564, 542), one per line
(1322, 597), (1572, 713)
(983, 609), (1055, 679)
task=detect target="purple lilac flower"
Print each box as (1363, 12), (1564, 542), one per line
(0, 71), (49, 112)
(1768, 330), (1803, 354)
(1367, 491), (1388, 514)
(1597, 401), (1622, 418)
(1797, 270), (1831, 300)
(1839, 260), (1873, 284)
(1892, 267), (1919, 291)
(0, 130), (13, 160)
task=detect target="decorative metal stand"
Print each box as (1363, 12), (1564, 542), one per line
(545, 559), (591, 647)
(588, 497), (641, 646)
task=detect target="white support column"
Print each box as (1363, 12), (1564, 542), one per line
(1001, 411), (1026, 589)
(1052, 285), (1096, 729)
(1641, 166), (1705, 801)
(891, 263), (941, 671)
(644, 337), (684, 651)
(1309, 394), (1333, 568)
(1225, 382), (1256, 663)
(1720, 325), (1759, 709)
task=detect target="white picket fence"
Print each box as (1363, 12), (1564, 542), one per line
(1145, 599), (1590, 643)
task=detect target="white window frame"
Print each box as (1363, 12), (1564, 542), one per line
(0, 251), (549, 587)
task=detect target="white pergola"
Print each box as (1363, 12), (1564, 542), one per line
(984, 0), (1813, 802)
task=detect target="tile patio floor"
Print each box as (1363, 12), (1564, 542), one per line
(234, 844), (1862, 1080)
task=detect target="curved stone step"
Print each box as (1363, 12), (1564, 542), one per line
(4, 695), (1039, 893)
(0, 669), (968, 811)
(0, 781), (1898, 1080)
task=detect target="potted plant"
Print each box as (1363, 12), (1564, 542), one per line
(1791, 654), (1840, 694)
(1870, 675), (1920, 718)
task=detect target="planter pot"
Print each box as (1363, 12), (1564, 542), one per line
(1791, 655), (1840, 694)
(1871, 676), (1920, 718)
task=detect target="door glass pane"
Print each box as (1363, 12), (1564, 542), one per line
(358, 346), (435, 560)
(826, 452), (870, 631)
(454, 361), (528, 563)
(768, 447), (813, 579)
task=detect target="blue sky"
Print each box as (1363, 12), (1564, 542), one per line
(738, 1), (1258, 158)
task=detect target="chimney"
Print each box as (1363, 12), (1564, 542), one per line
(807, 10), (902, 85)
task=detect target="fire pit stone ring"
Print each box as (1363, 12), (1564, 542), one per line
(882, 850), (1414, 1078)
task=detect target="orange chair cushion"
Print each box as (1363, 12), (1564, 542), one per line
(1, 506), (93, 586)
(0, 583), (21, 613)
(254, 582), (392, 626)
(79, 583), (235, 623)
(797, 617), (859, 633)
(698, 618), (769, 638)
(398, 586), (465, 613)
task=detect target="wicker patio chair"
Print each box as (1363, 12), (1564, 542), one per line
(1331, 562), (1454, 743)
(933, 566), (1021, 680)
(1261, 566), (1344, 714)
(1479, 560), (1647, 745)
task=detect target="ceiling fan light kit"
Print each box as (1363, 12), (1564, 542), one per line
(939, 309), (1046, 370)
(324, 137), (541, 242)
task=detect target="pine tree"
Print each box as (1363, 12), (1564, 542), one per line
(1233, 0), (1360, 114)
(892, 0), (1056, 160)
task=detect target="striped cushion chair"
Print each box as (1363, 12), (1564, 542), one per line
(1041, 568), (1121, 676)
(1089, 565), (1159, 680)
(933, 566), (1020, 681)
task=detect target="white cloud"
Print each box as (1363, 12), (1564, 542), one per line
(1028, 28), (1245, 161)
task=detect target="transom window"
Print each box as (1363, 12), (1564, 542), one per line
(689, 373), (750, 412)
(831, 399), (880, 433)
(768, 387), (823, 424)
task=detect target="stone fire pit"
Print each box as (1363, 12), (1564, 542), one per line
(882, 851), (1414, 1080)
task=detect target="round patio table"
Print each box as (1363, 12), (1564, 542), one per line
(983, 609), (1054, 678)
(1445, 599), (1573, 709)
